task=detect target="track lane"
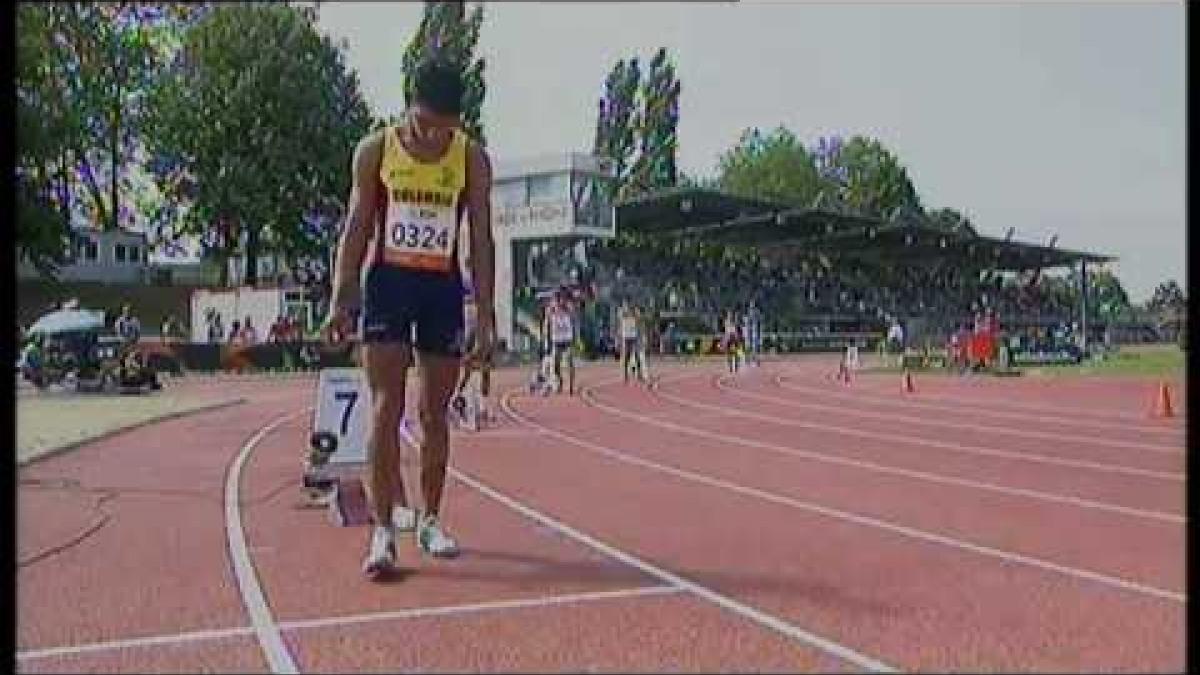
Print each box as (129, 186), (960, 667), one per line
(450, 386), (1185, 671)
(662, 372), (1184, 517)
(773, 371), (1185, 441)
(580, 374), (1184, 595)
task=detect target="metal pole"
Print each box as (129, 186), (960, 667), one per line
(1079, 259), (1088, 354)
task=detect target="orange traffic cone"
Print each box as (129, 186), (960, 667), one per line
(1151, 382), (1174, 418)
(902, 370), (915, 394)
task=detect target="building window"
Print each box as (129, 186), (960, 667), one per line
(115, 244), (126, 263)
(128, 246), (139, 264)
(527, 172), (569, 203)
(82, 240), (98, 261)
(494, 179), (528, 208)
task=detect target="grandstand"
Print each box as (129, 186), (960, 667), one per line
(525, 186), (1117, 359)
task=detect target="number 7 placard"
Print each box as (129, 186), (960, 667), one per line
(313, 368), (372, 465)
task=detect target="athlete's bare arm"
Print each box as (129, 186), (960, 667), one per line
(464, 141), (495, 359)
(326, 131), (384, 335)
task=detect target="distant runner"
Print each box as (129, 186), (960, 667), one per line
(618, 302), (645, 384)
(722, 310), (742, 374)
(542, 290), (577, 395)
(743, 300), (762, 366)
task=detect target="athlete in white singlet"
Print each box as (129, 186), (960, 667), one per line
(618, 302), (644, 384)
(543, 292), (576, 395)
(722, 311), (742, 374)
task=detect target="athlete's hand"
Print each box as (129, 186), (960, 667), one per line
(320, 305), (356, 346)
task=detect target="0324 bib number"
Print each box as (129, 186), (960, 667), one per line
(390, 221), (450, 252)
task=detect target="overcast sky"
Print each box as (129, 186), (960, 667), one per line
(316, 1), (1184, 301)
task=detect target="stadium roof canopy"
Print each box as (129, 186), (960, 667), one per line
(615, 188), (1114, 270)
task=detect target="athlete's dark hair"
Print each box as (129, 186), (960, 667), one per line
(408, 59), (464, 116)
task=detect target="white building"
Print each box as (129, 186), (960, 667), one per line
(488, 152), (616, 349)
(18, 228), (151, 284)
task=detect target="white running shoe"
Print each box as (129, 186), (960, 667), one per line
(362, 525), (397, 578)
(392, 505), (417, 532)
(416, 513), (459, 558)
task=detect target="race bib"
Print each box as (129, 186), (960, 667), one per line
(382, 200), (457, 272)
(550, 313), (573, 342)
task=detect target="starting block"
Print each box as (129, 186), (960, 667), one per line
(302, 367), (485, 526)
(302, 368), (374, 526)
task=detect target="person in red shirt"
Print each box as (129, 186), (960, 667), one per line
(985, 308), (1000, 367)
(268, 315), (287, 344)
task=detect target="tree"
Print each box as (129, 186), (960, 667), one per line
(16, 4), (74, 276)
(16, 3), (206, 275)
(1080, 266), (1131, 321)
(818, 135), (921, 218)
(593, 58), (642, 203)
(145, 3), (372, 286)
(1147, 280), (1185, 313)
(401, 1), (487, 144)
(626, 48), (681, 197)
(715, 127), (823, 206)
(40, 4), (206, 232)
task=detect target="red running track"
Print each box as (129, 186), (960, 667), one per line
(16, 356), (1186, 672)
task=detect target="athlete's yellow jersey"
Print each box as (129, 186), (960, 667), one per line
(376, 125), (468, 273)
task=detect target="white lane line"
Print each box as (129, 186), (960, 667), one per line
(278, 585), (682, 632)
(527, 384), (1184, 603)
(452, 471), (896, 672)
(225, 409), (310, 674)
(16, 626), (256, 661)
(490, 393), (899, 673)
(16, 588), (680, 662)
(706, 376), (1183, 483)
(781, 367), (1186, 430)
(760, 375), (1183, 455)
(773, 372), (1185, 437)
(630, 378), (1185, 523)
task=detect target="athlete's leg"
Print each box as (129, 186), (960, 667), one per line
(621, 340), (631, 383)
(415, 350), (459, 518)
(552, 343), (565, 393)
(566, 345), (576, 395)
(411, 280), (465, 522)
(454, 359), (473, 396)
(480, 362), (492, 397)
(361, 342), (412, 527)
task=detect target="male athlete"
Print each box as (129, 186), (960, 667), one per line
(324, 60), (495, 578)
(722, 310), (743, 374)
(617, 301), (646, 384)
(543, 290), (577, 395)
(743, 300), (763, 366)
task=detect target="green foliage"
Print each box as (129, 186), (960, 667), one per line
(1147, 280), (1185, 313)
(16, 3), (205, 276)
(401, 1), (487, 144)
(825, 136), (922, 218)
(1085, 266), (1131, 319)
(715, 127), (823, 206)
(925, 207), (977, 237)
(626, 48), (681, 198)
(594, 58), (643, 202)
(16, 4), (72, 276)
(145, 3), (372, 285)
